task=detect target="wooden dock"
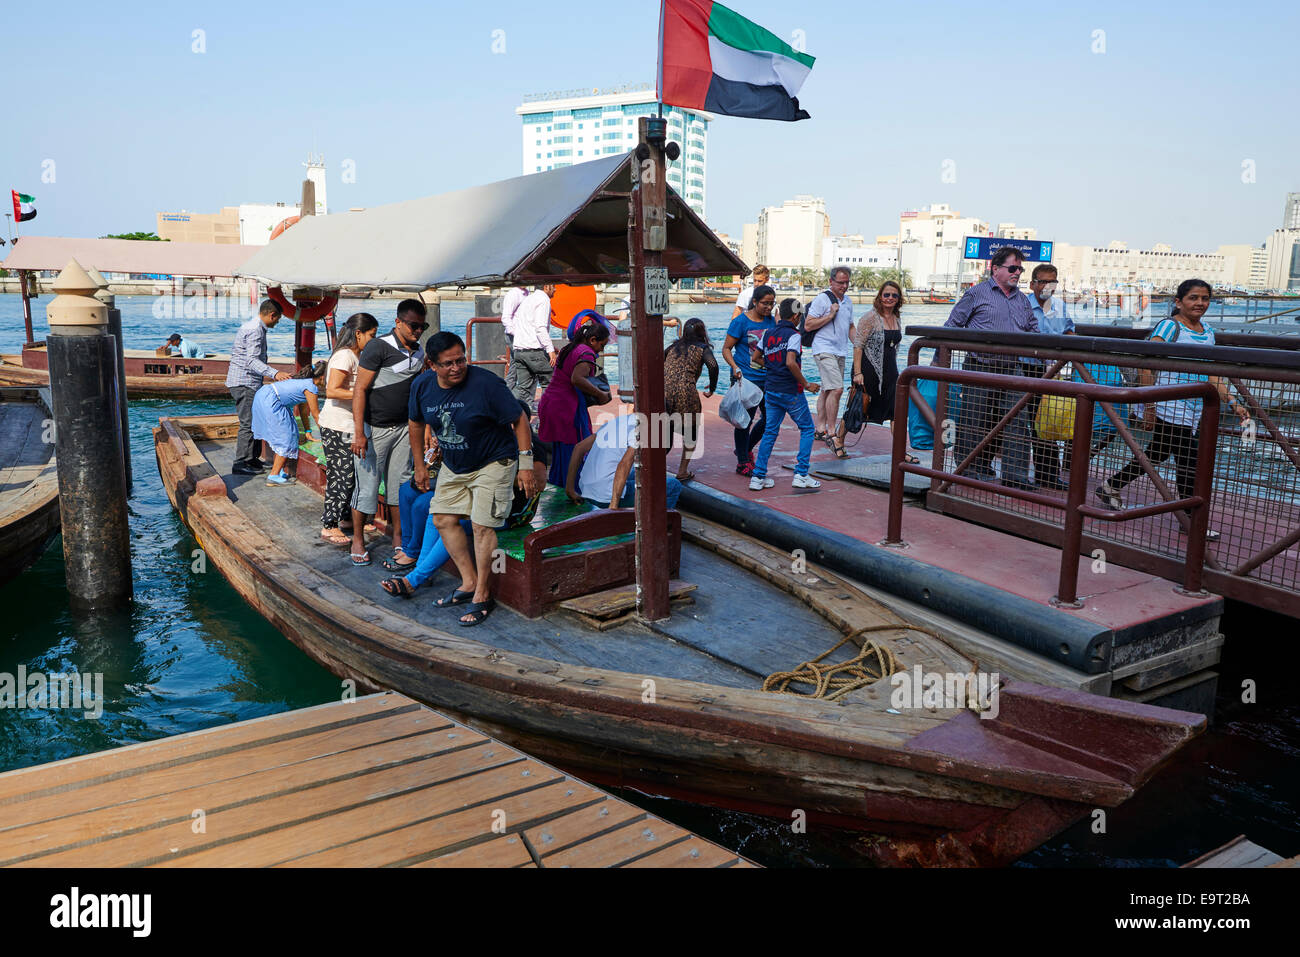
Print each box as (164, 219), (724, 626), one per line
(0, 693), (753, 868)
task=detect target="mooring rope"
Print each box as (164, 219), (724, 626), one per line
(762, 625), (909, 702)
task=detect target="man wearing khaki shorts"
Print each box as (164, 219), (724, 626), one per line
(408, 331), (538, 626)
(804, 266), (855, 444)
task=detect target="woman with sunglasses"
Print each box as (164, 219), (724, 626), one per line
(837, 281), (910, 460)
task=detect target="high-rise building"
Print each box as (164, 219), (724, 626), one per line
(1264, 229), (1300, 291)
(516, 83), (710, 219)
(1283, 193), (1300, 230)
(757, 196), (828, 271)
(1216, 244), (1269, 290)
(898, 204), (992, 288)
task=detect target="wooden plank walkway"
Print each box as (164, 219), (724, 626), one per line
(0, 693), (753, 869)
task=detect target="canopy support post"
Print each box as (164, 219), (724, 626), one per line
(19, 269), (34, 345)
(630, 116), (671, 622)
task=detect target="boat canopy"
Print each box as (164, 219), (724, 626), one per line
(0, 236), (258, 278)
(234, 153), (749, 290)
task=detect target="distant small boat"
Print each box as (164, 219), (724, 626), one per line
(924, 289), (955, 305)
(687, 293), (732, 304)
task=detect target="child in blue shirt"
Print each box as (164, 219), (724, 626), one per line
(750, 299), (822, 491)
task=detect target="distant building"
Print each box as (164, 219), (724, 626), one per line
(822, 235), (898, 272)
(898, 204), (992, 288)
(757, 196), (829, 271)
(516, 83), (710, 219)
(740, 223), (759, 269)
(1263, 229), (1300, 291)
(1052, 242), (1234, 291)
(156, 155), (327, 246)
(1283, 193), (1300, 230)
(1216, 244), (1270, 290)
(996, 223), (1037, 240)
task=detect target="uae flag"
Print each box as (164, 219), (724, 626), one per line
(658, 0), (813, 122)
(11, 191), (36, 223)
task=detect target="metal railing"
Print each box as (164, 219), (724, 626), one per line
(884, 364), (1218, 606)
(898, 326), (1300, 616)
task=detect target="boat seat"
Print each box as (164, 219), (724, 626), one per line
(494, 486), (681, 619)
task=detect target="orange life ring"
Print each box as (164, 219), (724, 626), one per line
(267, 286), (338, 324)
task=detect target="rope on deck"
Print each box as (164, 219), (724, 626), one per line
(762, 625), (908, 702)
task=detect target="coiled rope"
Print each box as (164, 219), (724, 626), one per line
(762, 626), (906, 702)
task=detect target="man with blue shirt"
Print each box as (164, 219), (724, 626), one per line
(943, 247), (1038, 491)
(1022, 264), (1073, 490)
(165, 333), (203, 358)
(409, 331), (538, 627)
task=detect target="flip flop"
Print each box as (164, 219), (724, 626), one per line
(350, 551), (371, 566)
(435, 588), (476, 608)
(381, 577), (414, 599)
(459, 599), (496, 627)
(676, 471), (696, 482)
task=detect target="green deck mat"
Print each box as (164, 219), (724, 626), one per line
(495, 486), (633, 562)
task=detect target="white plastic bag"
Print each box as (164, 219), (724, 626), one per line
(718, 378), (764, 429)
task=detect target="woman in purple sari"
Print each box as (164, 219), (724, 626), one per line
(538, 318), (612, 487)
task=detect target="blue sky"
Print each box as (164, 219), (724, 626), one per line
(4, 0), (1296, 252)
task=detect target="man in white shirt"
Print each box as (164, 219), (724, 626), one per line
(565, 414), (682, 510)
(803, 266), (854, 440)
(499, 285), (526, 395)
(510, 284), (556, 414)
(731, 264), (771, 319)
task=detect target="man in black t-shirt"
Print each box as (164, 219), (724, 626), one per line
(408, 331), (538, 626)
(349, 299), (427, 563)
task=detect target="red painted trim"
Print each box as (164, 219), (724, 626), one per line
(660, 0), (713, 109)
(267, 286), (339, 324)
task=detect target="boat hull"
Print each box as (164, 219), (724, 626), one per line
(0, 389), (61, 585)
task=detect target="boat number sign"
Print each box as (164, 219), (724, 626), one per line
(644, 268), (670, 315)
(964, 236), (1053, 262)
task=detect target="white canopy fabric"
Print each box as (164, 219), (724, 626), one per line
(234, 154), (746, 290)
(1, 236), (258, 277)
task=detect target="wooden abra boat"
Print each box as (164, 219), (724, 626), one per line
(155, 413), (1206, 866)
(1, 343), (295, 400)
(0, 388), (60, 585)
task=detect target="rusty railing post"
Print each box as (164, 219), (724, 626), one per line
(1055, 395), (1095, 607)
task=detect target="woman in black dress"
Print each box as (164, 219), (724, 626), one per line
(836, 281), (914, 461)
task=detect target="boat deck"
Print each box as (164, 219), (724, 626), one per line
(0, 692), (752, 867)
(203, 439), (854, 690)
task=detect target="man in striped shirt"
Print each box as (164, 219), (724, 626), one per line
(226, 299), (291, 475)
(943, 247), (1038, 490)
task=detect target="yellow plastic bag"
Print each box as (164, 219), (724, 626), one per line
(1035, 394), (1076, 443)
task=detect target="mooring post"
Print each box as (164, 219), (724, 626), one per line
(628, 116), (671, 621)
(45, 259), (133, 612)
(88, 267), (132, 493)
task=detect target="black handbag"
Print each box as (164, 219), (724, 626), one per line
(583, 373), (611, 406)
(842, 384), (868, 434)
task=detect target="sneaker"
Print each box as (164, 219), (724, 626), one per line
(266, 471), (295, 486)
(748, 476), (775, 491)
(231, 462), (261, 476)
(1179, 524), (1221, 542)
(736, 461), (754, 476)
(792, 474), (822, 490)
(1094, 483), (1122, 510)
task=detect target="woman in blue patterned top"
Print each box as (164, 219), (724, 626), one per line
(1094, 279), (1249, 539)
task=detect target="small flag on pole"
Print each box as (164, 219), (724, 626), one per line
(11, 191), (36, 222)
(658, 0), (814, 121)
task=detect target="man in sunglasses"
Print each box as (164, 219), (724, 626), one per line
(943, 246), (1038, 491)
(350, 299), (428, 564)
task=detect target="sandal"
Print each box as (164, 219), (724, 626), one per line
(833, 442), (848, 459)
(382, 551), (416, 572)
(350, 551), (371, 566)
(435, 588), (476, 608)
(381, 577), (414, 599)
(821, 434), (837, 452)
(321, 529), (350, 546)
(459, 599), (496, 627)
(903, 454), (920, 465)
(676, 471), (696, 482)
(814, 430), (827, 441)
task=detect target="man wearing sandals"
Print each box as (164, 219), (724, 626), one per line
(805, 267), (854, 446)
(409, 331), (540, 626)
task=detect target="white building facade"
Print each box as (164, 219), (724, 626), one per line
(1263, 229), (1300, 291)
(898, 204), (992, 289)
(757, 196), (829, 271)
(1051, 242), (1235, 292)
(822, 235), (898, 271)
(516, 83), (710, 219)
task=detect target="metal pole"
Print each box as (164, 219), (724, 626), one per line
(1055, 397), (1094, 607)
(45, 260), (132, 612)
(19, 269), (34, 345)
(630, 116), (670, 621)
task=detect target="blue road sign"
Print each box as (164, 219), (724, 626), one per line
(963, 236), (1053, 262)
